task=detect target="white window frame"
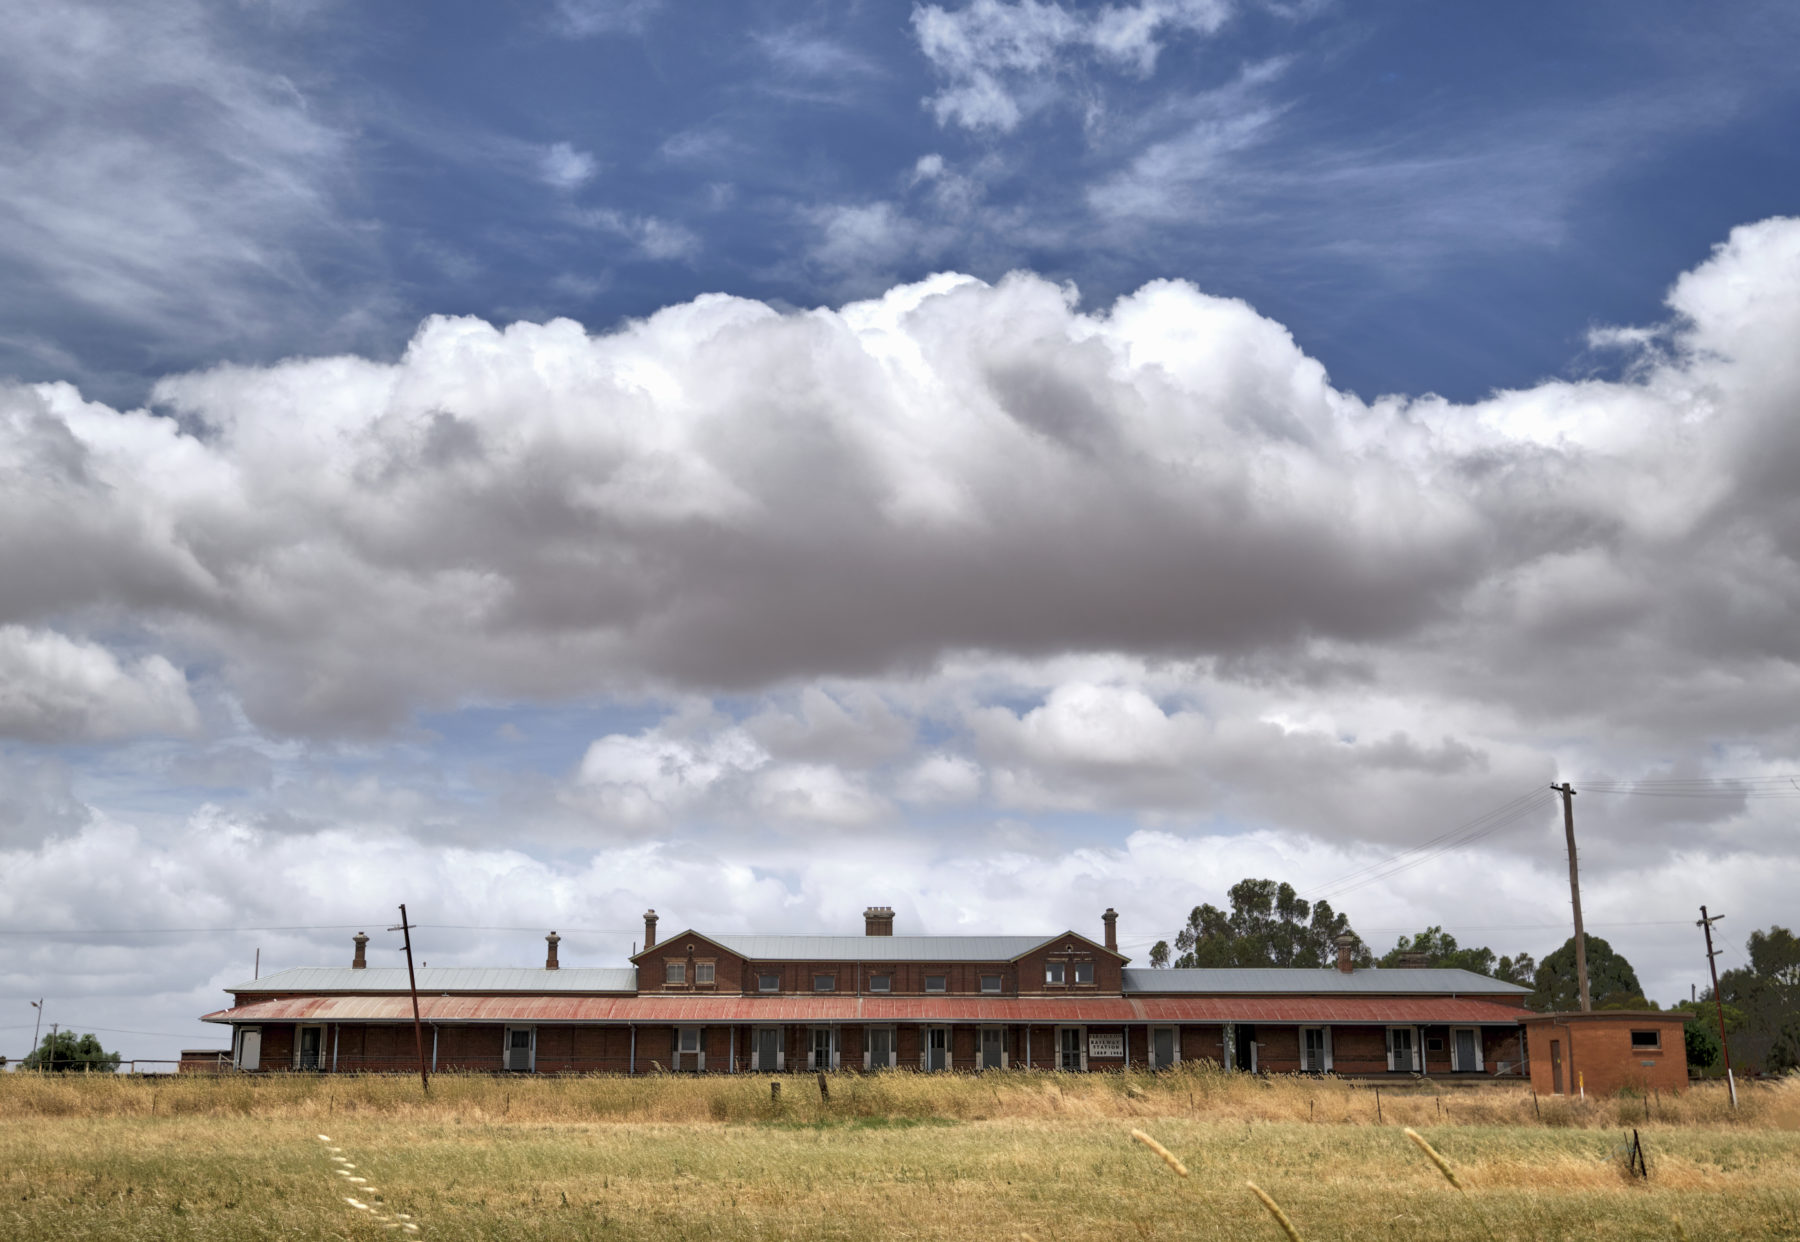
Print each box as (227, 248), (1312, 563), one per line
(1300, 1026), (1333, 1073)
(235, 1026), (262, 1071)
(1149, 1026), (1180, 1070)
(1449, 1027), (1484, 1073)
(980, 974), (1002, 994)
(1386, 1026), (1421, 1073)
(807, 1026), (838, 1071)
(868, 974), (892, 993)
(1057, 1025), (1087, 1071)
(924, 974), (947, 993)
(674, 1026), (705, 1072)
(503, 1025), (536, 1072)
(863, 1025), (897, 1070)
(758, 972), (780, 992)
(1045, 962), (1066, 985)
(665, 960), (686, 985)
(813, 973), (836, 992)
(694, 961), (715, 985)
(752, 1025), (784, 1071)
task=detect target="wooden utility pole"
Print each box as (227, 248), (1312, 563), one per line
(1554, 782), (1591, 1011)
(1697, 906), (1737, 1110)
(389, 904), (429, 1092)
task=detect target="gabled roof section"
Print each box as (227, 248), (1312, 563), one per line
(633, 928), (1129, 964)
(1121, 967), (1531, 996)
(627, 929), (742, 963)
(225, 967), (638, 995)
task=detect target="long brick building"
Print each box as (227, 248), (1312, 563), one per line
(202, 907), (1539, 1077)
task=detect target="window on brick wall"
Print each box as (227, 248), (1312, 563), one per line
(1631, 1030), (1661, 1050)
(665, 961), (685, 984)
(1045, 962), (1065, 985)
(758, 972), (780, 992)
(868, 974), (891, 992)
(695, 961), (715, 984)
(1073, 961), (1094, 985)
(814, 974), (836, 992)
(925, 974), (947, 992)
(981, 974), (1002, 993)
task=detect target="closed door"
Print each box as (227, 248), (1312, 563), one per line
(237, 1029), (261, 1071)
(755, 1028), (780, 1072)
(1454, 1029), (1477, 1073)
(1388, 1028), (1414, 1072)
(1550, 1040), (1564, 1095)
(298, 1026), (322, 1071)
(867, 1027), (892, 1069)
(811, 1028), (834, 1070)
(1152, 1028), (1175, 1069)
(506, 1028), (532, 1071)
(927, 1027), (948, 1071)
(980, 1028), (1004, 1070)
(1059, 1028), (1082, 1071)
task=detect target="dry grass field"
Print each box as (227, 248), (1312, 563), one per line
(3, 1067), (1796, 1240)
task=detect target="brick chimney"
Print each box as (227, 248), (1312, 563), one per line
(643, 909), (659, 950)
(352, 931), (369, 969)
(545, 930), (561, 970)
(1102, 908), (1118, 953)
(863, 906), (895, 936)
(1335, 932), (1358, 974)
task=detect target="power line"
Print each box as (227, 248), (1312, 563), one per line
(0, 924), (642, 937)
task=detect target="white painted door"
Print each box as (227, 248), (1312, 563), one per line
(236, 1028), (261, 1071)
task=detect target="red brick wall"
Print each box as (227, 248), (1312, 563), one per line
(1526, 1016), (1688, 1096)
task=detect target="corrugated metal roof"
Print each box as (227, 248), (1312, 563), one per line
(1121, 968), (1530, 996)
(226, 967), (638, 995)
(705, 935), (1055, 962)
(203, 994), (1530, 1026)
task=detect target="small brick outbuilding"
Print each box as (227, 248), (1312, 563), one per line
(1521, 1011), (1690, 1096)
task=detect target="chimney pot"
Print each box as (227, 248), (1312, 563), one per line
(863, 906), (895, 936)
(643, 909), (659, 950)
(1334, 932), (1358, 974)
(545, 930), (561, 970)
(1102, 908), (1119, 953)
(352, 931), (369, 969)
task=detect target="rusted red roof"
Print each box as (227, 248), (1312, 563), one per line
(202, 995), (1530, 1026)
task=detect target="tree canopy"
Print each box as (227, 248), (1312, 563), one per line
(1377, 925), (1535, 983)
(21, 1030), (120, 1073)
(1526, 934), (1646, 1011)
(1150, 878), (1372, 970)
(1714, 924), (1800, 1073)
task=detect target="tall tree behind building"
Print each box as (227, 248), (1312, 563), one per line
(1152, 878), (1371, 969)
(1527, 934), (1646, 1011)
(1714, 925), (1800, 1073)
(1379, 925), (1536, 983)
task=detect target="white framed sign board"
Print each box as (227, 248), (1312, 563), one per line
(1088, 1033), (1124, 1059)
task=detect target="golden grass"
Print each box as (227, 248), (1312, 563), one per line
(0, 1070), (1795, 1240)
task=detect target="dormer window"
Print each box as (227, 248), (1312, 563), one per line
(1045, 962), (1065, 985)
(665, 961), (686, 984)
(1073, 961), (1094, 985)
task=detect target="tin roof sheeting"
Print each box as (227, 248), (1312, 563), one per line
(1122, 968), (1530, 996)
(203, 994), (1530, 1026)
(226, 967), (639, 995)
(707, 935), (1054, 962)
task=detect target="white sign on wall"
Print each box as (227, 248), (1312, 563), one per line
(1088, 1033), (1124, 1059)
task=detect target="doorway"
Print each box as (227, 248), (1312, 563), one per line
(1151, 1027), (1176, 1069)
(980, 1027), (1004, 1070)
(866, 1026), (893, 1070)
(1550, 1039), (1564, 1095)
(754, 1027), (781, 1072)
(926, 1027), (948, 1071)
(505, 1027), (533, 1072)
(1235, 1024), (1258, 1073)
(810, 1027), (835, 1071)
(1059, 1027), (1083, 1071)
(1453, 1029), (1478, 1073)
(297, 1026), (322, 1071)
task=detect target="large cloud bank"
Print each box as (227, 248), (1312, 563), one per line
(6, 217), (1797, 748)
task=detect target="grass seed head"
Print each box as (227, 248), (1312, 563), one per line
(1246, 1180), (1303, 1242)
(1404, 1127), (1463, 1191)
(1129, 1128), (1189, 1177)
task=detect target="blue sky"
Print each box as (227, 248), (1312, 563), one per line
(3, 0), (1800, 1064)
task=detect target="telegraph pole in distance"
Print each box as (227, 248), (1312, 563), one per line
(29, 999), (43, 1068)
(1553, 782), (1591, 1011)
(1697, 905), (1737, 1110)
(389, 904), (429, 1093)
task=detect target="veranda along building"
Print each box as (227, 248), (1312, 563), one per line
(201, 907), (1537, 1077)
